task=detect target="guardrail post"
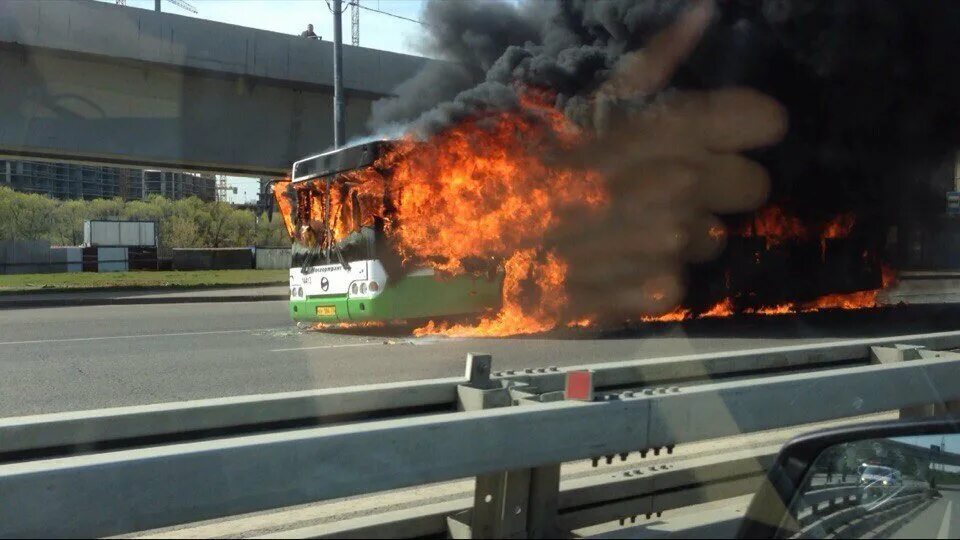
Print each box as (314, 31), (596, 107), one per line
(526, 465), (561, 538)
(447, 354), (562, 539)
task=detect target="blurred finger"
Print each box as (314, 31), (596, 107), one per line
(565, 88), (787, 171)
(598, 0), (714, 100)
(565, 264), (685, 315)
(555, 209), (690, 261)
(652, 88), (788, 152)
(682, 213), (727, 263)
(606, 158), (699, 202)
(603, 272), (685, 315)
(695, 153), (770, 213)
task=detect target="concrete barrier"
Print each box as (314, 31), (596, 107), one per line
(49, 247), (82, 273)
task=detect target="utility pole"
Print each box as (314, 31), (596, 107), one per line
(155, 0), (161, 12)
(333, 0), (346, 148)
(351, 0), (360, 46)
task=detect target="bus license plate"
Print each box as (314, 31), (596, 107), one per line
(316, 306), (336, 317)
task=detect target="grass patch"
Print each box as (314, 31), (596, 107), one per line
(0, 269), (289, 292)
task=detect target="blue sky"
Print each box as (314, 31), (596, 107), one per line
(99, 0), (431, 203)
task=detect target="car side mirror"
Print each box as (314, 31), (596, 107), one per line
(739, 416), (960, 539)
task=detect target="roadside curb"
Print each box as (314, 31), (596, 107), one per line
(0, 294), (289, 309)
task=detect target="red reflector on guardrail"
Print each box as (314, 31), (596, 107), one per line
(564, 370), (594, 401)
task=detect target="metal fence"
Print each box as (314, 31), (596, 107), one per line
(3, 331), (960, 537)
(256, 247), (292, 269)
(0, 245), (290, 273)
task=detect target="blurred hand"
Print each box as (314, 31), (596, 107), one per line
(550, 0), (788, 319)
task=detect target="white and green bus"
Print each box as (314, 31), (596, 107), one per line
(282, 141), (502, 324)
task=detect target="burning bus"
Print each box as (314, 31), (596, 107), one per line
(273, 127), (897, 333)
(276, 140), (502, 325)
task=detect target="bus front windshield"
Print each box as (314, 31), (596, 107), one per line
(290, 173), (387, 267)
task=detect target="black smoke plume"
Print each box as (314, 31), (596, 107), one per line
(370, 0), (960, 308)
(372, 0), (960, 200)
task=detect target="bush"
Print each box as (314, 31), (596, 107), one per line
(0, 187), (289, 251)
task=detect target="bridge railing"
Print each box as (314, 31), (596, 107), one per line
(3, 331), (960, 538)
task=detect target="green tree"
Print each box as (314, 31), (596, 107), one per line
(85, 198), (125, 220)
(0, 188), (57, 241)
(256, 212), (290, 246)
(50, 199), (89, 245)
(0, 188), (290, 250)
(165, 214), (203, 248)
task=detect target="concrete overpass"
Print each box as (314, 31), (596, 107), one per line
(0, 0), (429, 176)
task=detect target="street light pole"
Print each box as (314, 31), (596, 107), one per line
(332, 0), (346, 149)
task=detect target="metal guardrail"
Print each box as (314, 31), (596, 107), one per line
(5, 330), (960, 459)
(269, 446), (779, 539)
(795, 483), (932, 538)
(798, 484), (860, 511)
(2, 332), (960, 537)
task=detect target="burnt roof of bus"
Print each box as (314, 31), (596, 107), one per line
(291, 140), (399, 183)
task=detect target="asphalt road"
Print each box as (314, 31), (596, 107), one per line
(3, 301), (960, 417)
(890, 488), (960, 538)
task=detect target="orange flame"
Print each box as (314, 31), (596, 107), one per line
(413, 249), (568, 337)
(822, 213), (856, 239)
(640, 307), (691, 322)
(747, 303), (795, 315)
(366, 96), (605, 336)
(567, 317), (594, 328)
(743, 205), (807, 248)
(272, 180), (296, 238)
(311, 321), (387, 330)
(700, 297), (735, 318)
(641, 297), (733, 322)
(881, 264), (897, 288)
(800, 290), (879, 311)
(274, 100), (899, 334)
(819, 212), (857, 260)
(277, 94), (607, 337)
(383, 108), (605, 274)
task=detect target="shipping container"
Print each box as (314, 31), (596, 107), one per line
(83, 220), (157, 247)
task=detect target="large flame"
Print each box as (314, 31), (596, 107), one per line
(277, 95), (607, 336)
(371, 98), (606, 336)
(641, 264), (898, 323)
(385, 104), (605, 273)
(275, 104), (898, 335)
(413, 248), (569, 336)
(273, 179), (296, 237)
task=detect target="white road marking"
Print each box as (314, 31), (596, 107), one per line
(938, 500), (953, 539)
(0, 328), (284, 346)
(270, 342), (382, 352)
